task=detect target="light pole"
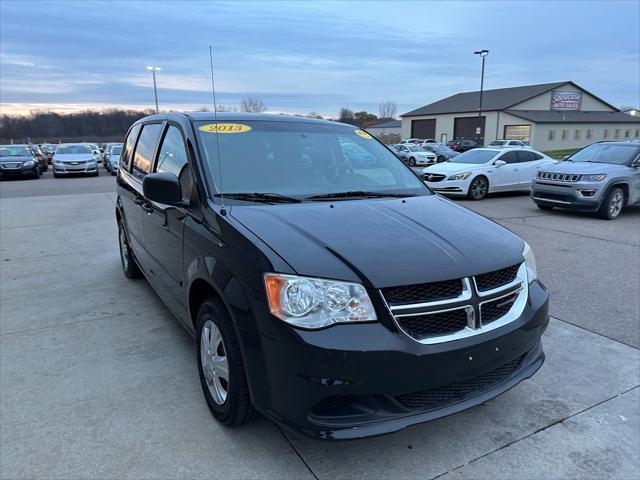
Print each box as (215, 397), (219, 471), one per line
(473, 49), (489, 144)
(146, 66), (161, 113)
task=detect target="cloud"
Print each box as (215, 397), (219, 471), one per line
(1, 0), (638, 115)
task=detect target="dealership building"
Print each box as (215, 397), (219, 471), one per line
(400, 81), (640, 151)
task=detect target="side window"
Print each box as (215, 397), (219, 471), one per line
(121, 124), (141, 171)
(499, 151), (520, 164)
(156, 125), (192, 198)
(132, 123), (162, 180)
(523, 151), (543, 161)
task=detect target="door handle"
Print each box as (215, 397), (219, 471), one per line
(133, 197), (144, 206)
(141, 204), (154, 214)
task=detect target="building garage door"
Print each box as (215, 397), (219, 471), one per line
(454, 116), (486, 144)
(411, 119), (436, 139)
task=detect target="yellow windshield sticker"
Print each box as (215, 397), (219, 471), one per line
(198, 123), (252, 133)
(354, 129), (373, 139)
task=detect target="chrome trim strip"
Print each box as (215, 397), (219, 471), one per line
(392, 305), (476, 345)
(473, 264), (524, 298)
(388, 278), (471, 312)
(532, 196), (571, 205)
(479, 286), (523, 326)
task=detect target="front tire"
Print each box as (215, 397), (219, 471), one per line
(196, 298), (256, 426)
(597, 187), (625, 220)
(118, 221), (142, 278)
(467, 176), (489, 200)
(409, 157), (416, 166)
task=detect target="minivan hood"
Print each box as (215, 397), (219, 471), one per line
(230, 195), (524, 288)
(540, 161), (628, 174)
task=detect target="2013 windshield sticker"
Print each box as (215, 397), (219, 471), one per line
(354, 129), (373, 139)
(198, 123), (252, 133)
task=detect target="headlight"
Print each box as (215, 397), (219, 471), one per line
(580, 174), (606, 182)
(264, 273), (377, 329)
(522, 241), (537, 284)
(448, 172), (472, 180)
(23, 160), (35, 167)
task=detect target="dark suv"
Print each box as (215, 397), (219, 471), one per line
(116, 113), (549, 440)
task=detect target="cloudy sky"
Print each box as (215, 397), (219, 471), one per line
(1, 0), (638, 116)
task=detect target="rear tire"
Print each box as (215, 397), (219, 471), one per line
(118, 221), (142, 278)
(597, 187), (624, 220)
(196, 298), (256, 426)
(467, 176), (489, 200)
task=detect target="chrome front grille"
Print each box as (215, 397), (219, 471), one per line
(424, 173), (446, 182)
(381, 264), (527, 344)
(537, 171), (581, 182)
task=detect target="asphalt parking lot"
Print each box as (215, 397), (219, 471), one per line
(1, 169), (639, 479)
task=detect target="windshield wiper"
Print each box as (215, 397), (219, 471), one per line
(213, 192), (302, 203)
(305, 191), (415, 201)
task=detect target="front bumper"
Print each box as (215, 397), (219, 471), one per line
(54, 163), (98, 175)
(240, 280), (549, 440)
(531, 180), (605, 211)
(0, 163), (38, 177)
(414, 157), (436, 166)
(425, 178), (471, 196)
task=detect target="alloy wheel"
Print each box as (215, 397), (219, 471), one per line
(471, 177), (488, 200)
(200, 320), (229, 405)
(609, 190), (623, 218)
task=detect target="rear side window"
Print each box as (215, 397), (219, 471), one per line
(519, 151), (543, 162)
(132, 124), (162, 180)
(156, 125), (193, 198)
(499, 151), (520, 163)
(121, 124), (141, 171)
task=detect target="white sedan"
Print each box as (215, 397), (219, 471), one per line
(422, 148), (556, 200)
(392, 144), (437, 166)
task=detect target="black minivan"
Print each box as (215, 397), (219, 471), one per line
(116, 112), (549, 440)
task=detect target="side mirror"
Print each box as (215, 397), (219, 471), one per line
(494, 160), (506, 167)
(143, 172), (189, 207)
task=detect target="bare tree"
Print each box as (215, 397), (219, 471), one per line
(306, 112), (323, 119)
(240, 97), (267, 113)
(379, 101), (397, 119)
(338, 107), (354, 120)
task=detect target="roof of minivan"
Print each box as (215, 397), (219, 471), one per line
(138, 111), (353, 127)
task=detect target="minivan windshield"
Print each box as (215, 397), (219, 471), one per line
(0, 147), (31, 157)
(567, 143), (640, 165)
(195, 120), (428, 199)
(56, 145), (93, 155)
(449, 149), (497, 164)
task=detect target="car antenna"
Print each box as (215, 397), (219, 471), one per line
(209, 45), (226, 216)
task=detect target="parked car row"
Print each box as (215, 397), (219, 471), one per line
(0, 141), (124, 180)
(421, 140), (640, 220)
